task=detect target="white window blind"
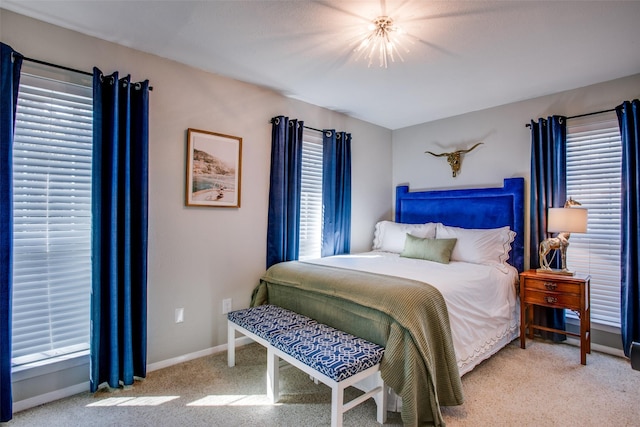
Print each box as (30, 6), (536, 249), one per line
(12, 72), (93, 366)
(299, 133), (323, 260)
(566, 113), (621, 327)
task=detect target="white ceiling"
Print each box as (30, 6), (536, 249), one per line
(3, 1), (640, 130)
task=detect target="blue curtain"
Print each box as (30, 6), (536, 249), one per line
(617, 99), (640, 358)
(266, 116), (303, 269)
(90, 68), (149, 392)
(529, 115), (567, 341)
(321, 130), (351, 257)
(0, 42), (22, 423)
(0, 43), (22, 422)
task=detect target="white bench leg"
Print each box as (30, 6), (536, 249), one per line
(331, 383), (344, 427)
(376, 374), (387, 424)
(227, 321), (235, 367)
(267, 347), (280, 403)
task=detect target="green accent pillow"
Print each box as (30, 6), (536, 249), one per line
(400, 234), (458, 264)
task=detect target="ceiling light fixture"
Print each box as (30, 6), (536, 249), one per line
(353, 15), (409, 68)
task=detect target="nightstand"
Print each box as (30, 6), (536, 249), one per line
(519, 269), (591, 365)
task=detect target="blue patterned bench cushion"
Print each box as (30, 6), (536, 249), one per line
(270, 322), (385, 382)
(227, 304), (315, 341)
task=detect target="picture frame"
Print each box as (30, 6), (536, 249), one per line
(186, 128), (242, 208)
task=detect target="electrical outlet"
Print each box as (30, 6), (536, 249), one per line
(222, 298), (232, 314)
(175, 308), (184, 323)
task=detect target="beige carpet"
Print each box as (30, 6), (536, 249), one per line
(5, 340), (640, 426)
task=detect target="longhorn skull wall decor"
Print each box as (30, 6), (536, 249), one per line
(425, 142), (483, 177)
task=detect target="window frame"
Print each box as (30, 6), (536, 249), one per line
(565, 112), (622, 329)
(298, 130), (323, 260)
(11, 64), (93, 370)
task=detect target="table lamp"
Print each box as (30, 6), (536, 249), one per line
(537, 199), (588, 276)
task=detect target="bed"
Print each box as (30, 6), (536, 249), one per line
(251, 177), (524, 427)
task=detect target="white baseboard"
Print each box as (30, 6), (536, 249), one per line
(565, 337), (626, 358)
(147, 336), (253, 372)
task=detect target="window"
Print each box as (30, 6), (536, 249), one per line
(566, 113), (621, 328)
(12, 70), (93, 367)
(299, 132), (323, 260)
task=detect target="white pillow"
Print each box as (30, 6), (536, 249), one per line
(372, 221), (437, 253)
(435, 223), (516, 267)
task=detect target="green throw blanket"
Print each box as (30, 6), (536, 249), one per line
(251, 261), (463, 427)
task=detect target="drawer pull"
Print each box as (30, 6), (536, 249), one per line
(545, 296), (558, 304)
(544, 282), (558, 290)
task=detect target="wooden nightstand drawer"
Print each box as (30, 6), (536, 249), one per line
(523, 278), (581, 295)
(524, 289), (581, 310)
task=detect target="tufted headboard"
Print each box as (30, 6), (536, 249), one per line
(395, 177), (525, 272)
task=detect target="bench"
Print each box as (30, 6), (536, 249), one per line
(227, 304), (387, 427)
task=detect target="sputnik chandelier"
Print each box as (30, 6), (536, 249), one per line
(353, 15), (410, 68)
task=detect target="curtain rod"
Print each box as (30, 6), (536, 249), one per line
(21, 56), (153, 91)
(23, 56), (92, 77)
(525, 107), (615, 128)
(268, 118), (322, 133)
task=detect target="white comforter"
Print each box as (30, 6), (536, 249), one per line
(304, 251), (519, 375)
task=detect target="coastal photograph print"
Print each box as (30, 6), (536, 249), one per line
(186, 128), (242, 207)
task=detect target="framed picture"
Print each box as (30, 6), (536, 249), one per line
(186, 128), (242, 208)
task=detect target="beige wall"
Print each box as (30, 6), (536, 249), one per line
(1, 9), (392, 406)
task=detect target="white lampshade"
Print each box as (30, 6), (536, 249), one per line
(547, 207), (588, 233)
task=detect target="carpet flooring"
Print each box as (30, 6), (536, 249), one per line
(5, 339), (640, 426)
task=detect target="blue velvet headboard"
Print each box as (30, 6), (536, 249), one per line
(395, 177), (525, 272)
